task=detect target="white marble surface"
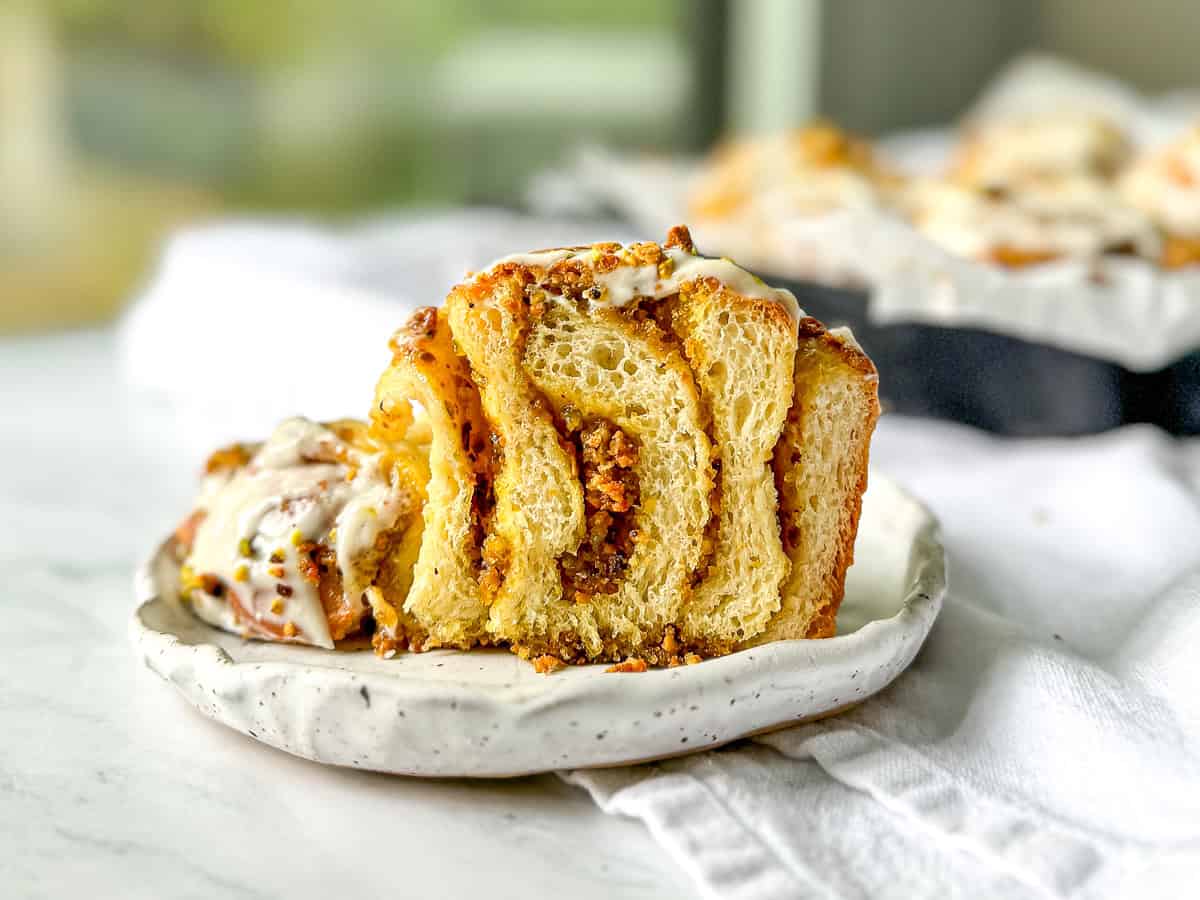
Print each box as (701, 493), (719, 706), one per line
(0, 330), (693, 900)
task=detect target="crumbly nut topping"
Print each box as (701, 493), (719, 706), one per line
(532, 655), (565, 674)
(605, 658), (648, 674)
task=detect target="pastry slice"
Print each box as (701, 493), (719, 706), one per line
(370, 306), (494, 651)
(757, 323), (879, 642)
(446, 239), (714, 664)
(442, 225), (878, 663)
(662, 228), (796, 652)
(176, 417), (428, 650)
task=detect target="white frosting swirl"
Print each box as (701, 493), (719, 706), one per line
(184, 418), (405, 649)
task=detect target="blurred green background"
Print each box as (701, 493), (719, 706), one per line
(5, 0), (1200, 334)
(1, 0), (709, 331)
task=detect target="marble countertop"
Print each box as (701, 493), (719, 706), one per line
(1, 329), (691, 900)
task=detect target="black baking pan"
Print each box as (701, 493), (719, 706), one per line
(766, 278), (1198, 437)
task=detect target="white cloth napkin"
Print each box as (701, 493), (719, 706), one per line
(565, 419), (1200, 899)
(120, 216), (1200, 898)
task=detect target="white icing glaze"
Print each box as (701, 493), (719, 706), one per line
(485, 243), (805, 325)
(689, 128), (888, 224)
(185, 418), (404, 649)
(909, 176), (1160, 262)
(754, 168), (880, 218)
(1120, 128), (1200, 237)
(958, 114), (1130, 187)
(827, 325), (863, 354)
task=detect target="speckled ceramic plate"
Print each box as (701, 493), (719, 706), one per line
(130, 472), (944, 777)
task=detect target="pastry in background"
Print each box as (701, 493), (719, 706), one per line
(950, 112), (1131, 192)
(1120, 125), (1200, 268)
(689, 122), (899, 223)
(905, 175), (1160, 267)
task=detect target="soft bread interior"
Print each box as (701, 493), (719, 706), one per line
(520, 297), (712, 662)
(669, 287), (796, 650)
(754, 324), (879, 643)
(445, 275), (587, 652)
(370, 307), (492, 649)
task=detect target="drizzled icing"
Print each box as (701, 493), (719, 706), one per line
(1120, 128), (1200, 237)
(184, 418), (405, 649)
(484, 243), (805, 326)
(908, 177), (1161, 261)
(956, 114), (1131, 187)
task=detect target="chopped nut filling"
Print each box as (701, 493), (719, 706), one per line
(559, 417), (640, 601)
(605, 658), (648, 673)
(532, 654), (566, 674)
(306, 542), (359, 641)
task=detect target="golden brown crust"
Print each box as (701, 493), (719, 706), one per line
(777, 318), (879, 641)
(371, 306), (492, 650)
(795, 317), (878, 378)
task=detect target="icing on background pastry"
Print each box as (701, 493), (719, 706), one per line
(1120, 125), (1200, 238)
(952, 112), (1132, 189)
(907, 175), (1160, 264)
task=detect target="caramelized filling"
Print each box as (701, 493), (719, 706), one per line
(558, 415), (641, 602)
(691, 461), (721, 586)
(295, 541), (362, 641)
(458, 376), (503, 600)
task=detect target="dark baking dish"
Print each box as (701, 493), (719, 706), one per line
(769, 278), (1199, 437)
